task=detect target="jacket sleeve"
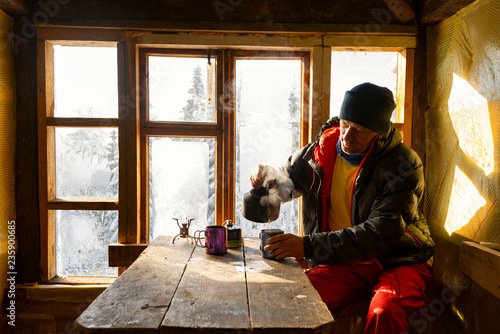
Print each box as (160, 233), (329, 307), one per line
(252, 144), (314, 205)
(282, 144), (316, 200)
(303, 149), (425, 265)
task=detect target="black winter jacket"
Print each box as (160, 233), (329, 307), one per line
(285, 117), (435, 268)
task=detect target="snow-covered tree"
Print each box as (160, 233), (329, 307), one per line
(288, 83), (300, 149)
(182, 65), (206, 121)
(286, 83), (301, 233)
(93, 129), (119, 246)
(148, 136), (158, 241)
(57, 127), (118, 276)
(178, 65), (216, 224)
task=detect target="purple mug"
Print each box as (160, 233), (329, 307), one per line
(194, 225), (227, 255)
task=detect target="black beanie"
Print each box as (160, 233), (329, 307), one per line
(338, 82), (396, 135)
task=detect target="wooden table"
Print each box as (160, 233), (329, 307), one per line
(75, 235), (335, 333)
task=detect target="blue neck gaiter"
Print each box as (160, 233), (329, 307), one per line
(337, 140), (366, 167)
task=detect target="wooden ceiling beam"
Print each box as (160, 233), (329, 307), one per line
(383, 0), (416, 24)
(38, 19), (418, 36)
(0, 0), (29, 17)
(25, 0), (420, 27)
(418, 0), (476, 25)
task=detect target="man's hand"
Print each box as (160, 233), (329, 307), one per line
(264, 233), (305, 260)
(250, 165), (277, 189)
(250, 165), (266, 189)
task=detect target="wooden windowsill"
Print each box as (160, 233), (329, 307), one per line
(48, 276), (116, 285)
(108, 243), (149, 267)
(6, 282), (110, 323)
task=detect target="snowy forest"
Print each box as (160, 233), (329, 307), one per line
(57, 58), (301, 276)
(56, 126), (119, 277)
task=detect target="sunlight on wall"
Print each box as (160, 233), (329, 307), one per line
(427, 0), (500, 242)
(443, 74), (493, 235)
(444, 166), (486, 235)
(448, 73), (494, 175)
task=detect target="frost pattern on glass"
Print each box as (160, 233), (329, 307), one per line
(56, 128), (118, 198)
(149, 137), (215, 242)
(149, 56), (216, 122)
(56, 210), (118, 277)
(235, 59), (301, 237)
(330, 52), (398, 118)
(53, 46), (118, 118)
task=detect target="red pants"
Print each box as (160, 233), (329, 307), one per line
(306, 262), (432, 334)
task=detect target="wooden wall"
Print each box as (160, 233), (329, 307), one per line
(423, 0), (500, 331)
(0, 8), (16, 333)
(36, 0), (415, 26)
(13, 17), (40, 285)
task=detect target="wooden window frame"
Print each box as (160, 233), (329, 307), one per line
(137, 48), (224, 243)
(138, 48), (310, 243)
(37, 40), (121, 281)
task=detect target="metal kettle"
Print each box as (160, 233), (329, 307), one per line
(241, 188), (281, 223)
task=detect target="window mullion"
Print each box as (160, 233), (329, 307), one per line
(215, 51), (224, 225)
(222, 50), (236, 223)
(310, 45), (328, 142)
(38, 39), (56, 281)
(402, 49), (414, 146)
(118, 40), (141, 244)
(46, 117), (119, 127)
(47, 199), (119, 211)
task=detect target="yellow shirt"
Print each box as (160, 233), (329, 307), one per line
(328, 154), (359, 232)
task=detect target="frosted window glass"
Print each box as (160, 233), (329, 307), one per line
(149, 56), (216, 122)
(53, 46), (118, 118)
(55, 128), (118, 198)
(56, 210), (118, 277)
(235, 59), (301, 237)
(330, 51), (397, 118)
(149, 137), (215, 242)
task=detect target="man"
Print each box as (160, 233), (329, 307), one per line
(250, 82), (435, 333)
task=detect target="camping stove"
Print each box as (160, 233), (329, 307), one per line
(172, 218), (195, 244)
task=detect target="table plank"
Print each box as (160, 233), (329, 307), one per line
(161, 244), (250, 334)
(75, 235), (195, 333)
(244, 238), (335, 334)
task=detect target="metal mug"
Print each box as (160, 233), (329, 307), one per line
(194, 225), (227, 255)
(259, 228), (284, 259)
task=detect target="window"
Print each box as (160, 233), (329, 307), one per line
(39, 43), (119, 278)
(330, 49), (413, 143)
(234, 56), (304, 236)
(139, 49), (309, 243)
(38, 33), (413, 280)
(141, 50), (219, 241)
(330, 51), (397, 118)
